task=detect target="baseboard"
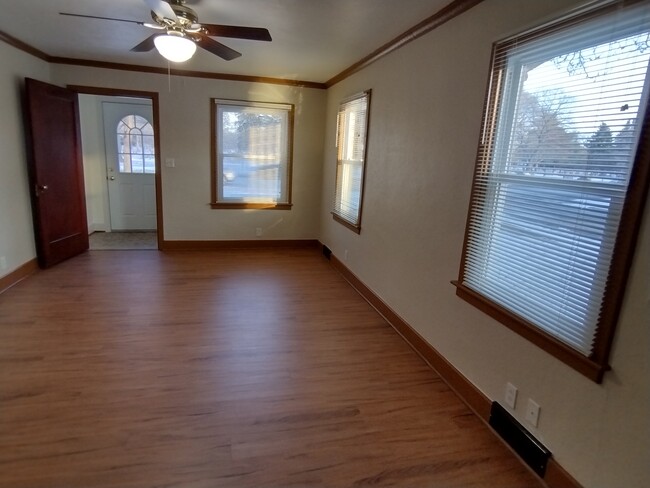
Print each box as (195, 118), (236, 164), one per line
(329, 254), (491, 419)
(160, 239), (319, 251)
(328, 252), (582, 488)
(0, 258), (39, 295)
(87, 223), (108, 234)
(545, 460), (582, 488)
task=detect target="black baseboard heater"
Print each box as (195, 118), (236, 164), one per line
(489, 402), (551, 477)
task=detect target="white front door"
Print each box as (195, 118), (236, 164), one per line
(102, 101), (156, 231)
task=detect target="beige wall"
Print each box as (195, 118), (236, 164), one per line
(51, 65), (326, 241)
(319, 1), (649, 487)
(0, 42), (49, 277)
(1, 0), (649, 485)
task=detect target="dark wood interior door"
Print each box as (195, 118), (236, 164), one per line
(25, 78), (88, 268)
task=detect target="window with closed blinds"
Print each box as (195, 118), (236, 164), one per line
(332, 91), (371, 231)
(456, 0), (650, 382)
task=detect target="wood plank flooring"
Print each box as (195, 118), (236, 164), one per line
(0, 249), (542, 487)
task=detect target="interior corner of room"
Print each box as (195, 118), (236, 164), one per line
(0, 1), (649, 488)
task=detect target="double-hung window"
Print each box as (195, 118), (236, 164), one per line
(455, 0), (650, 381)
(332, 91), (371, 232)
(211, 99), (294, 209)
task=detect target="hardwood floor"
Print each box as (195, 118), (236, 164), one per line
(0, 249), (542, 487)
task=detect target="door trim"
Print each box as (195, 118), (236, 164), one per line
(68, 85), (163, 250)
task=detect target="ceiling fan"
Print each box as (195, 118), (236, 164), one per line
(60, 0), (272, 63)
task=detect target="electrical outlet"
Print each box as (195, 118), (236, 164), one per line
(344, 249), (349, 261)
(255, 227), (262, 237)
(505, 382), (518, 409)
(0, 256), (6, 270)
(525, 399), (540, 427)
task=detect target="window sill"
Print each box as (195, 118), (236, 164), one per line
(210, 202), (292, 210)
(451, 280), (609, 383)
(332, 213), (361, 234)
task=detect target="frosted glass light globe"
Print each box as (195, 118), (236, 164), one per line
(154, 34), (197, 63)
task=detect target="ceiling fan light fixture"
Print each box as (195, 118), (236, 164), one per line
(154, 33), (196, 62)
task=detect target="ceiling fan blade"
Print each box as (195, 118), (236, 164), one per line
(143, 0), (178, 22)
(60, 12), (144, 25)
(193, 34), (241, 60)
(200, 24), (272, 41)
(131, 34), (159, 52)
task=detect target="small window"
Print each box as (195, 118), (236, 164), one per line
(455, 0), (650, 382)
(332, 91), (371, 232)
(117, 115), (155, 174)
(211, 99), (294, 209)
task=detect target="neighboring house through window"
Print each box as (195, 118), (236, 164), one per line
(211, 99), (294, 209)
(454, 0), (650, 382)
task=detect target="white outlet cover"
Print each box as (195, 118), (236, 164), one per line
(505, 382), (518, 409)
(525, 399), (540, 427)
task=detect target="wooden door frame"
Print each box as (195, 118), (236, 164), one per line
(69, 86), (163, 249)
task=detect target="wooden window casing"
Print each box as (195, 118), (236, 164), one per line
(332, 90), (372, 232)
(211, 99), (294, 210)
(454, 0), (650, 382)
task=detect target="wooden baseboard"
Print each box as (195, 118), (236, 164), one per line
(160, 239), (319, 251)
(545, 459), (582, 488)
(328, 253), (582, 488)
(0, 258), (39, 295)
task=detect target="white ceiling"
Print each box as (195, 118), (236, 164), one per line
(0, 0), (451, 83)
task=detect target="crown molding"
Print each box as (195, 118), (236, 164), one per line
(0, 29), (326, 89)
(0, 30), (49, 61)
(2, 0), (485, 90)
(48, 56), (327, 89)
(326, 0), (485, 87)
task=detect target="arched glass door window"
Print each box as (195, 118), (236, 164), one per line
(117, 115), (155, 174)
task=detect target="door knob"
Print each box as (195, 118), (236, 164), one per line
(109, 176), (115, 181)
(35, 184), (48, 196)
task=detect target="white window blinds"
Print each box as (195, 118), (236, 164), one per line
(460, 0), (650, 359)
(333, 91), (371, 229)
